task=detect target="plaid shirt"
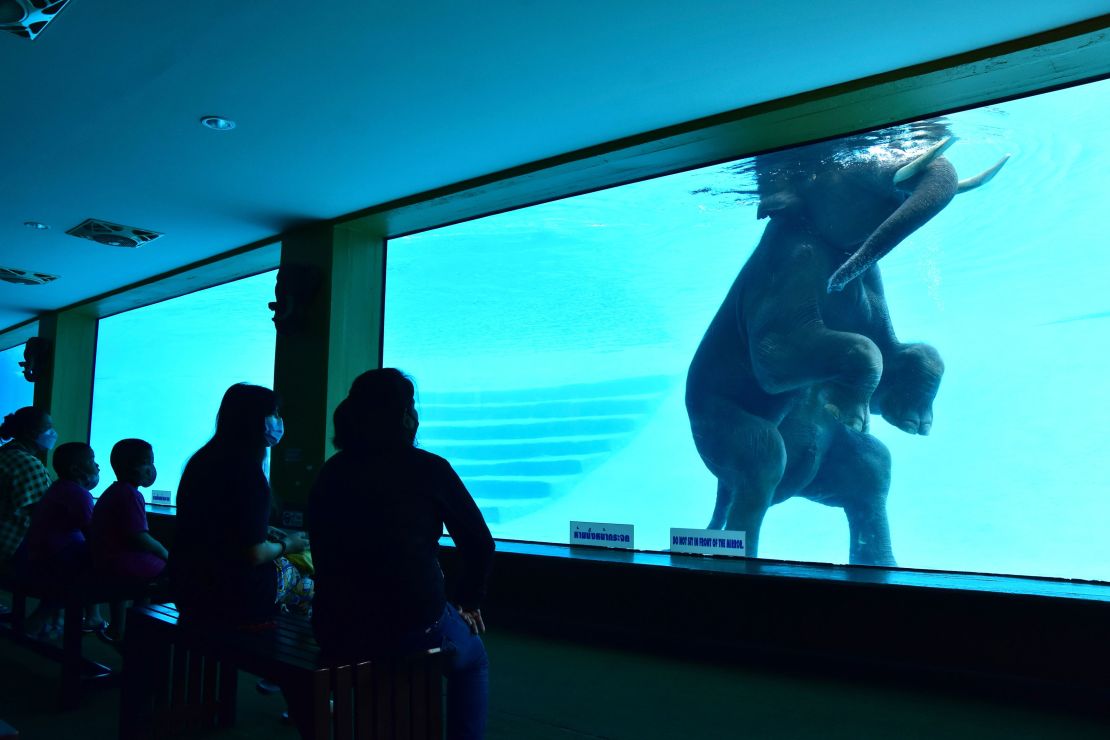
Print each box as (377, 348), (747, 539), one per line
(0, 440), (53, 563)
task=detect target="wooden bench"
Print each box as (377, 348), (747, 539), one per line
(119, 603), (444, 740)
(0, 569), (146, 709)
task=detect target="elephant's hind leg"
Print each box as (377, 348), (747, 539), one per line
(691, 402), (786, 557)
(845, 502), (894, 567)
(803, 427), (895, 566)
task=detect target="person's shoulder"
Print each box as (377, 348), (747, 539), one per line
(47, 478), (89, 499)
(410, 446), (449, 467)
(43, 478), (67, 495)
(410, 448), (462, 482)
(95, 480), (126, 504)
(0, 442), (43, 468)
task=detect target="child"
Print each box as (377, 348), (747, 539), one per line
(22, 442), (105, 639)
(90, 439), (168, 643)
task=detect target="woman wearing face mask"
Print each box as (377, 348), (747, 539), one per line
(168, 384), (310, 628)
(0, 407), (57, 572)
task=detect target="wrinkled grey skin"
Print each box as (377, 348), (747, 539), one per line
(686, 137), (1005, 565)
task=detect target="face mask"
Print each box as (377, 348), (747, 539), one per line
(264, 416), (284, 447)
(35, 428), (58, 451)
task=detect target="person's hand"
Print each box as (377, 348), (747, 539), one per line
(457, 606), (485, 635)
(283, 531), (309, 556)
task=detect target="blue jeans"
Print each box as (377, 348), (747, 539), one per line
(393, 604), (489, 740)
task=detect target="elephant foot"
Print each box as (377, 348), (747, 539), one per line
(851, 549), (897, 567)
(884, 413), (930, 436)
(823, 401), (868, 433)
(821, 383), (871, 433)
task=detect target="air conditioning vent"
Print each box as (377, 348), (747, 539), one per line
(0, 267), (58, 285)
(0, 0), (71, 41)
(66, 218), (163, 248)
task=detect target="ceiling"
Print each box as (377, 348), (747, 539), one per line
(1, 0), (1107, 332)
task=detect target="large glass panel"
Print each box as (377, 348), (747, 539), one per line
(0, 344), (34, 427)
(385, 78), (1110, 581)
(90, 272), (276, 504)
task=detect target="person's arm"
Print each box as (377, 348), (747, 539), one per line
(234, 470), (308, 566)
(438, 459), (494, 633)
(130, 530), (169, 560)
(244, 531), (307, 566)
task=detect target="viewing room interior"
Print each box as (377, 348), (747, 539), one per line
(2, 3), (1110, 738)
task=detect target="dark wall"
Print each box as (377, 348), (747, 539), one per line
(443, 543), (1110, 695)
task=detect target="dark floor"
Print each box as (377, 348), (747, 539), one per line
(0, 609), (1107, 739)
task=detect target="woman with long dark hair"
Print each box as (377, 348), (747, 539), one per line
(169, 383), (309, 626)
(309, 368), (494, 740)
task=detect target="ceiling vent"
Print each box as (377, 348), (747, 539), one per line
(0, 266), (58, 285)
(0, 0), (71, 40)
(66, 218), (163, 248)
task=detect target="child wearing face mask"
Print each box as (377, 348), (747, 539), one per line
(21, 442), (106, 639)
(90, 438), (168, 643)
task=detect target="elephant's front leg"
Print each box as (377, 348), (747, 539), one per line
(744, 235), (885, 434)
(690, 400), (786, 557)
(752, 327), (884, 434)
(871, 342), (944, 435)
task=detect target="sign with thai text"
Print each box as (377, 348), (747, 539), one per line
(570, 521), (634, 549)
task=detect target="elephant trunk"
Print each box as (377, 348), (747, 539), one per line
(827, 157), (958, 292)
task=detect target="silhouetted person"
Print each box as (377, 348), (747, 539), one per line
(310, 368), (494, 740)
(169, 384), (308, 626)
(90, 438), (168, 642)
(0, 408), (56, 570)
(22, 442), (104, 638)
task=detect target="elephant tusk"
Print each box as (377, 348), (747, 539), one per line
(956, 154), (1011, 193)
(893, 136), (956, 184)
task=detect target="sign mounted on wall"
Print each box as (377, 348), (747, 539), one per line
(669, 528), (746, 557)
(570, 521), (635, 550)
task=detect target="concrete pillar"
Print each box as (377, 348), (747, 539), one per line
(33, 307), (98, 468)
(270, 220), (384, 518)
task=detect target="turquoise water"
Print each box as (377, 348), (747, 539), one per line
(385, 79), (1110, 581)
(87, 273), (276, 501)
(0, 345), (33, 427)
(3, 79), (1106, 583)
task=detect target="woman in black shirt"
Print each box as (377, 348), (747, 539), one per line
(169, 383), (308, 626)
(310, 368), (494, 740)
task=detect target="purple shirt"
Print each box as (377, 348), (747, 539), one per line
(26, 478), (94, 563)
(90, 481), (149, 564)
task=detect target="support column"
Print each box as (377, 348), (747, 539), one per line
(33, 307), (98, 466)
(271, 220), (384, 518)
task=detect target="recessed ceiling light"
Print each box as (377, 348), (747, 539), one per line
(23, 221), (49, 230)
(200, 115), (236, 131)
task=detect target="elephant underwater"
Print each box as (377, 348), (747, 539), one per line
(686, 124), (1009, 566)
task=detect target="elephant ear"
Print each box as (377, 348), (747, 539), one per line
(756, 191), (802, 220)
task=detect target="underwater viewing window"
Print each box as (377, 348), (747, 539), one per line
(0, 344), (33, 425)
(384, 77), (1110, 582)
(89, 271), (277, 505)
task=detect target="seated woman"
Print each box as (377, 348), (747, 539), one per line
(309, 369), (495, 740)
(168, 384), (309, 628)
(0, 407), (56, 572)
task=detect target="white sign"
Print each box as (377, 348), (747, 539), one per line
(669, 528), (746, 557)
(151, 489), (172, 505)
(570, 521), (634, 549)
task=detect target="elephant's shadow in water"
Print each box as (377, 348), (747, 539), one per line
(686, 127), (1008, 566)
